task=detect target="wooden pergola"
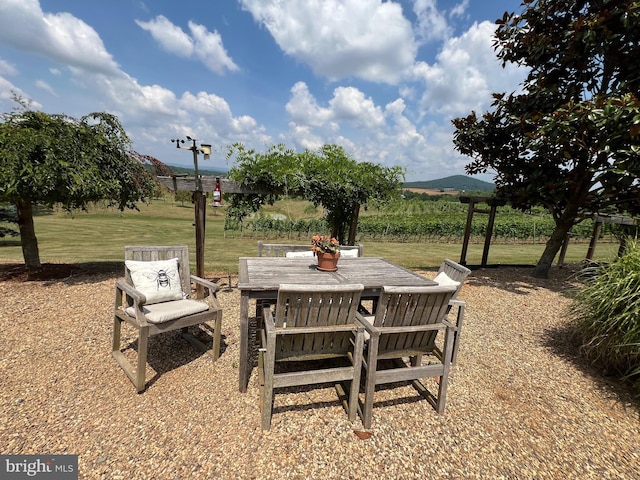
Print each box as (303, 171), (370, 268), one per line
(458, 196), (507, 267)
(458, 196), (638, 267)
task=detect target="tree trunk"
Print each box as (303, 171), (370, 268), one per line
(347, 203), (360, 246)
(533, 212), (576, 278)
(16, 199), (41, 268)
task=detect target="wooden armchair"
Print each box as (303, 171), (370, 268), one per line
(357, 285), (457, 429)
(113, 246), (223, 392)
(258, 283), (365, 430)
(434, 259), (471, 364)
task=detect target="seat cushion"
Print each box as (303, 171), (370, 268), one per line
(285, 251), (315, 258)
(126, 299), (209, 324)
(125, 258), (185, 304)
(434, 271), (461, 288)
(340, 248), (359, 258)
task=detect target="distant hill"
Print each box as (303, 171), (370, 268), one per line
(145, 164), (228, 177)
(403, 175), (494, 192)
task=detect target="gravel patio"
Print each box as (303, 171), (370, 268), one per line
(0, 262), (638, 479)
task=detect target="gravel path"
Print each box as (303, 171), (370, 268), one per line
(0, 263), (638, 479)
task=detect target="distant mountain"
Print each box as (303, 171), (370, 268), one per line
(149, 164), (228, 177)
(403, 175), (494, 192)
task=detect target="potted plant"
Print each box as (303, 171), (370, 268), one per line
(311, 235), (341, 271)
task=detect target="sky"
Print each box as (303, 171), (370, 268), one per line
(0, 0), (527, 182)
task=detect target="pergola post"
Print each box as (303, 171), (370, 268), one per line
(459, 196), (507, 267)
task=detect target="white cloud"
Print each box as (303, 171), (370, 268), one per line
(329, 87), (385, 129)
(286, 82), (385, 134)
(135, 15), (194, 57)
(450, 0), (470, 19)
(135, 16), (239, 75)
(411, 20), (525, 118)
(240, 0), (417, 84)
(34, 79), (57, 96)
(414, 0), (451, 44)
(0, 0), (120, 75)
(0, 58), (18, 76)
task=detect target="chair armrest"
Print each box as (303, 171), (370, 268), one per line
(115, 280), (147, 306)
(191, 275), (220, 294)
(115, 280), (150, 325)
(355, 312), (380, 336)
(273, 325), (357, 335)
(376, 323), (447, 335)
(449, 299), (466, 308)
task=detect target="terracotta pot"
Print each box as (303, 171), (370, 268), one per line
(316, 252), (340, 272)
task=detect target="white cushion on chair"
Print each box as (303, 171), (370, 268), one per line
(125, 258), (184, 304)
(434, 271), (461, 288)
(285, 251), (314, 258)
(340, 248), (359, 258)
(126, 299), (209, 324)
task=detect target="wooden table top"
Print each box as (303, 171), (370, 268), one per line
(238, 256), (436, 292)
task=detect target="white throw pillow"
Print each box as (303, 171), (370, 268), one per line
(125, 258), (184, 304)
(434, 271), (461, 289)
(285, 251), (315, 258)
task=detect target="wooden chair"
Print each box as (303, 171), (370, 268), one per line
(434, 259), (471, 364)
(357, 285), (457, 429)
(257, 241), (363, 257)
(258, 283), (365, 430)
(113, 245), (223, 392)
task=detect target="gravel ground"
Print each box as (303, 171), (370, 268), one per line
(0, 262), (638, 480)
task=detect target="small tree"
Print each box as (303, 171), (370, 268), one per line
(0, 103), (160, 267)
(453, 0), (640, 277)
(226, 143), (404, 244)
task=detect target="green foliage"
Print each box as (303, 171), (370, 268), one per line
(571, 241), (640, 388)
(174, 190), (192, 206)
(226, 143), (405, 243)
(0, 204), (18, 238)
(0, 99), (160, 266)
(452, 0), (640, 277)
(0, 107), (159, 210)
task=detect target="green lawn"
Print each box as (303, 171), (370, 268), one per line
(0, 198), (621, 273)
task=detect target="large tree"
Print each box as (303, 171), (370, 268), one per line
(453, 0), (640, 277)
(226, 143), (404, 244)
(0, 105), (159, 268)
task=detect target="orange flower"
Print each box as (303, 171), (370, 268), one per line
(311, 234), (341, 254)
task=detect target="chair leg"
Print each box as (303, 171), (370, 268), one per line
(135, 326), (150, 393)
(261, 339), (276, 431)
(348, 330), (365, 422)
(450, 303), (465, 365)
(212, 315), (222, 361)
(362, 337), (379, 429)
(112, 315), (122, 352)
(435, 327), (455, 413)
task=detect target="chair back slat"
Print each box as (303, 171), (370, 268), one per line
(374, 285), (456, 354)
(273, 284), (363, 358)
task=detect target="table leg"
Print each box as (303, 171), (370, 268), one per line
(239, 291), (249, 392)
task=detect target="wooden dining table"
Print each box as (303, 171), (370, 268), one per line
(236, 256), (438, 392)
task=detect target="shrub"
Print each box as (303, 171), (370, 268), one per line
(571, 240), (640, 389)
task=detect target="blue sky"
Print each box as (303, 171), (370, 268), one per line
(0, 0), (526, 181)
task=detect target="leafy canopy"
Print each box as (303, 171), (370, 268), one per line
(0, 106), (159, 211)
(452, 0), (640, 277)
(226, 143), (404, 243)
